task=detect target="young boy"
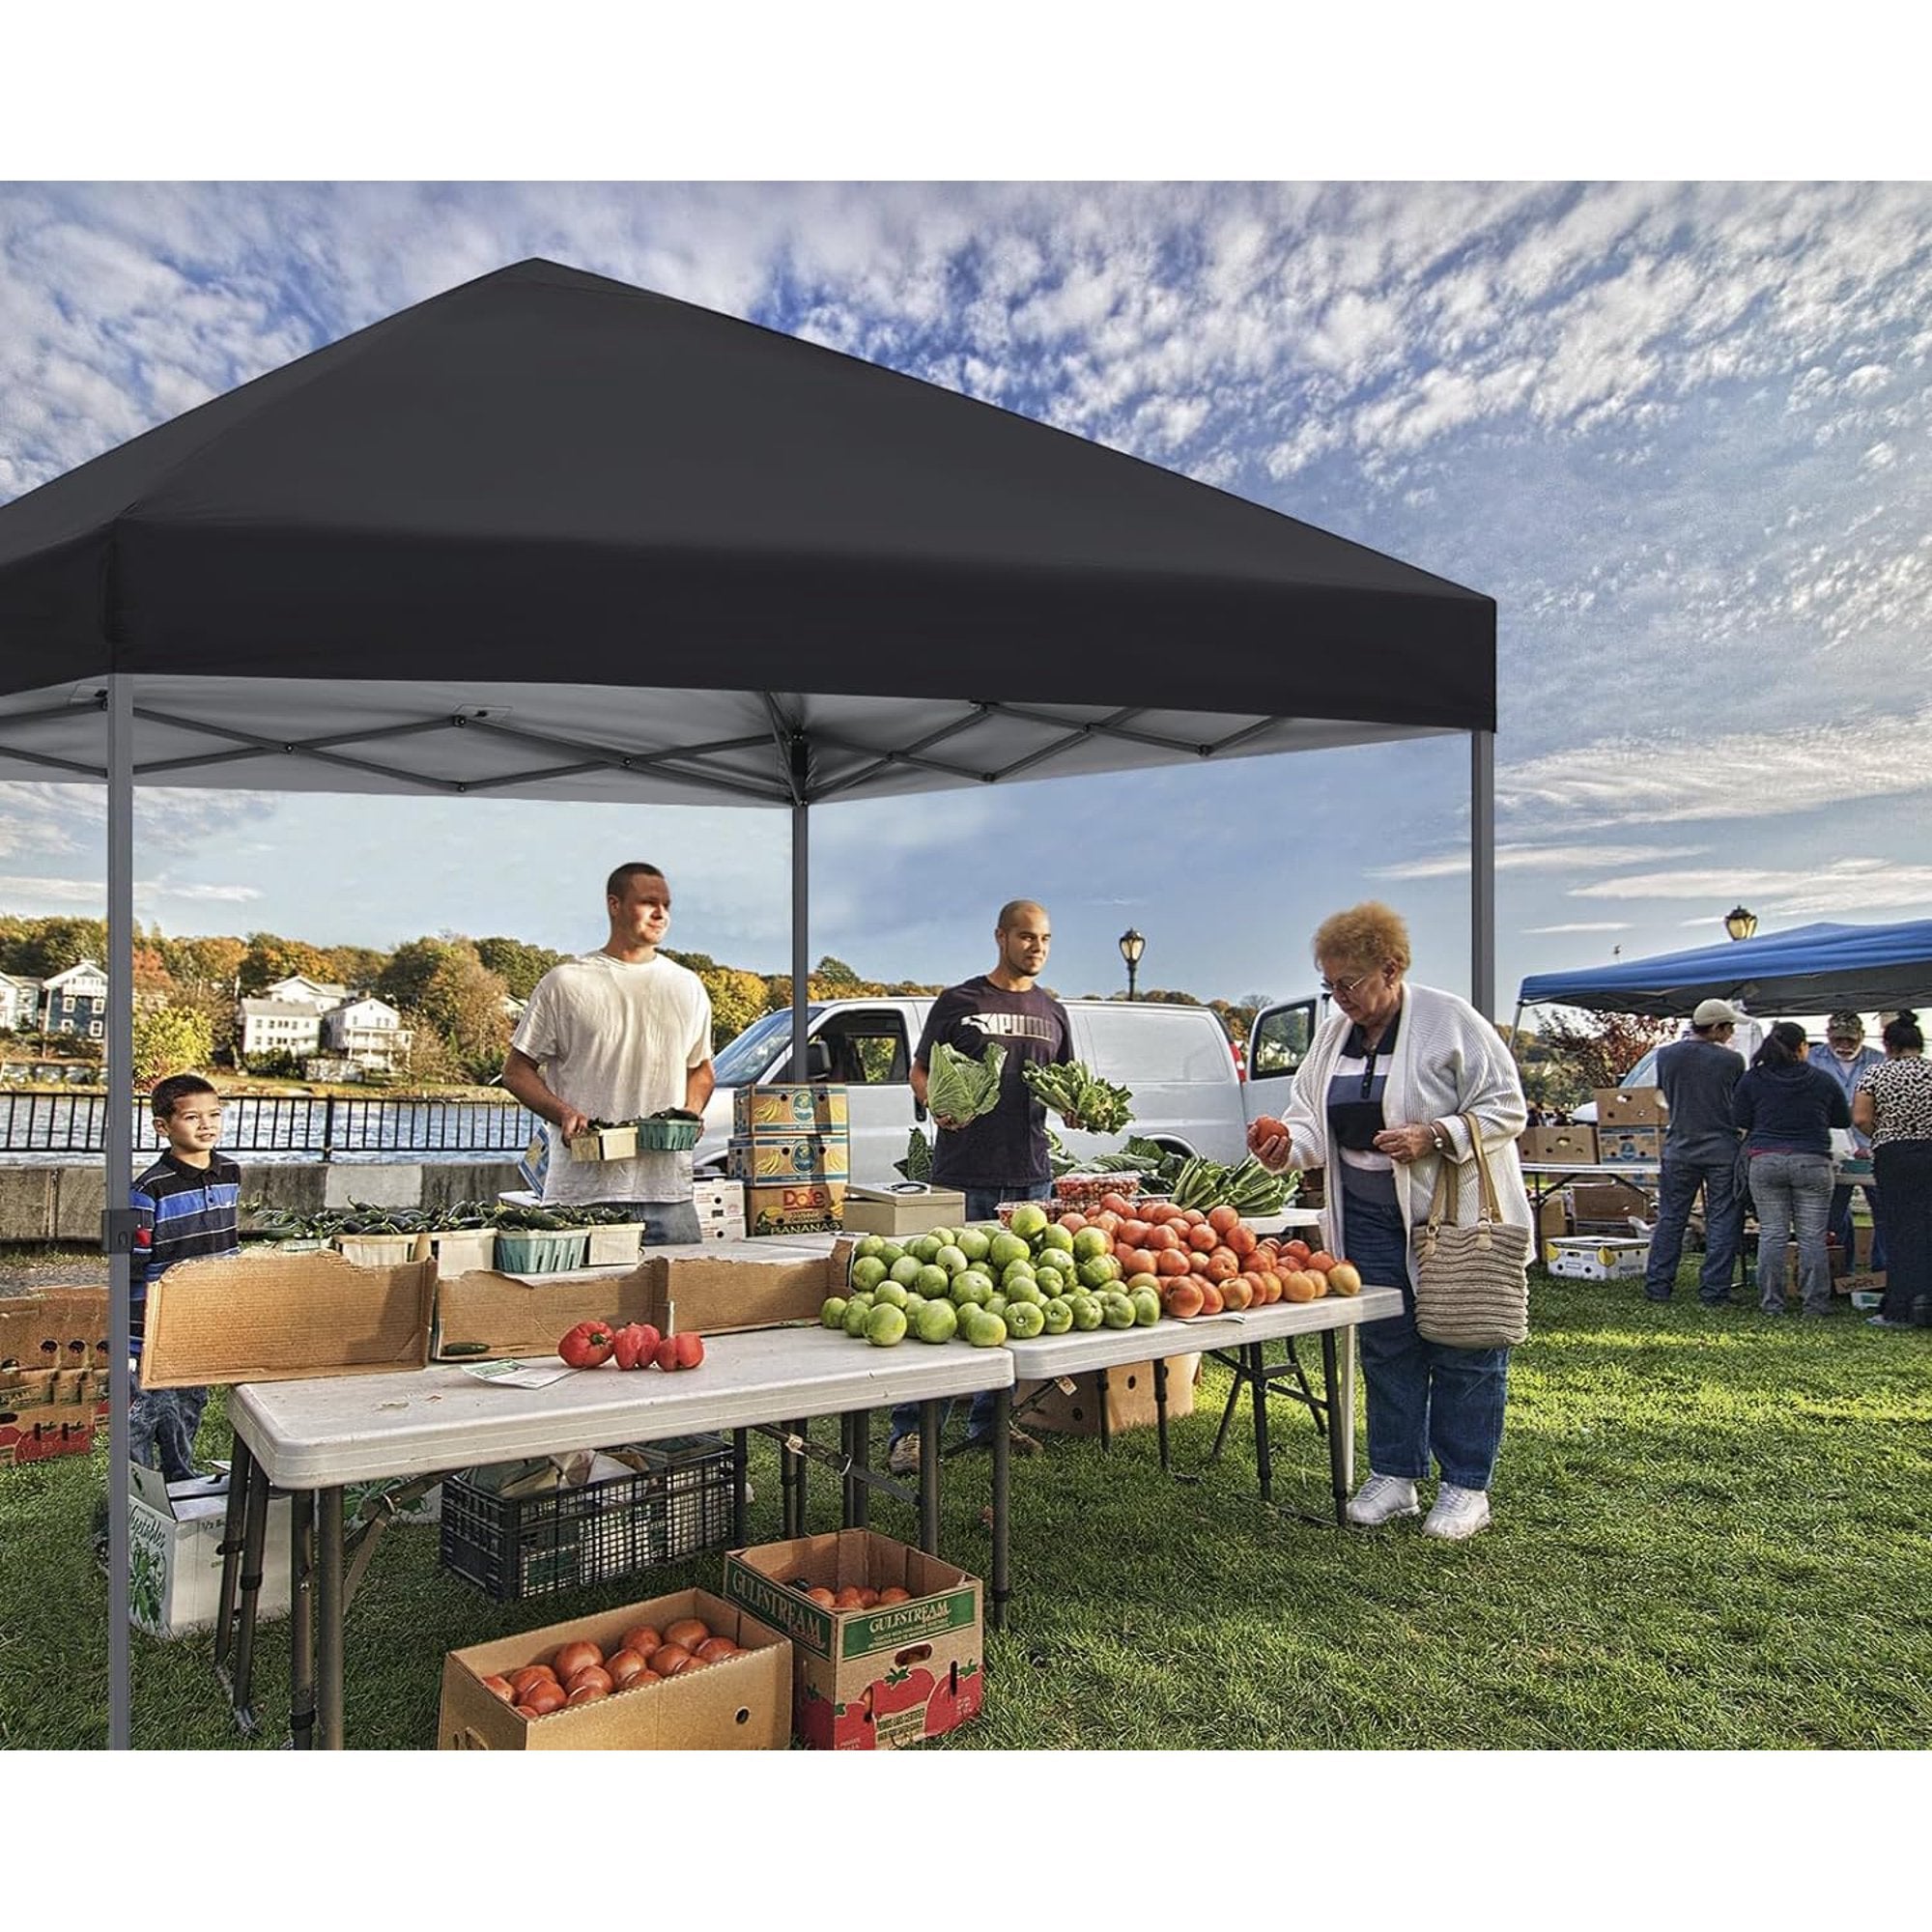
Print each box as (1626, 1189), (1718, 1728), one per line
(128, 1073), (242, 1482)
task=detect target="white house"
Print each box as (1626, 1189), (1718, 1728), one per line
(239, 998), (324, 1063)
(322, 996), (412, 1071)
(0, 972), (38, 1032)
(261, 973), (350, 1010)
(40, 960), (109, 1037)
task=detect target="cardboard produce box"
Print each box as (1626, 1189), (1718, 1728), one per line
(433, 1261), (654, 1360)
(128, 1463), (293, 1638)
(438, 1586), (790, 1750)
(1598, 1124), (1664, 1165)
(0, 1290), (111, 1467)
(1595, 1087), (1667, 1126)
(140, 1249), (435, 1387)
(724, 1529), (984, 1750)
(728, 1133), (851, 1182)
(734, 1085), (850, 1138)
(644, 1240), (834, 1337)
(1545, 1236), (1650, 1281)
(746, 1179), (845, 1236)
(691, 1178), (748, 1244)
(1571, 1179), (1652, 1225)
(839, 1185), (969, 1238)
(1520, 1125), (1598, 1166)
(1017, 1354), (1198, 1435)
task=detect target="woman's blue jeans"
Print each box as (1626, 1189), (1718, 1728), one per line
(1343, 1193), (1510, 1492)
(1747, 1150), (1833, 1314)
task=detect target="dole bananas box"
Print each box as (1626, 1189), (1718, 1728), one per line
(733, 1084), (850, 1139)
(727, 1134), (851, 1183)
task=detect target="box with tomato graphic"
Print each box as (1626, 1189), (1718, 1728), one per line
(724, 1529), (984, 1750)
(0, 1291), (111, 1466)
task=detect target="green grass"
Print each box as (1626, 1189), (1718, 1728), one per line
(4, 1268), (1928, 1750)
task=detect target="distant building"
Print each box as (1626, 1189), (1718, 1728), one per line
(40, 960), (108, 1038)
(260, 973), (350, 1010)
(239, 997), (325, 1063)
(322, 996), (412, 1071)
(0, 972), (39, 1032)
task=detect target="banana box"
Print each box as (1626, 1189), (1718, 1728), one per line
(727, 1134), (851, 1183)
(733, 1085), (849, 1139)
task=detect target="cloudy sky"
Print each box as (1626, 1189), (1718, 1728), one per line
(3, 167), (1929, 1017)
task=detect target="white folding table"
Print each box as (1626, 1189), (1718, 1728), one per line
(222, 1325), (1013, 1748)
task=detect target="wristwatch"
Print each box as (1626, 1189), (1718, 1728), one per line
(1429, 1122), (1449, 1153)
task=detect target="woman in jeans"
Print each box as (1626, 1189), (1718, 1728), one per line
(1248, 902), (1529, 1541)
(1732, 1022), (1850, 1317)
(1852, 1010), (1932, 1327)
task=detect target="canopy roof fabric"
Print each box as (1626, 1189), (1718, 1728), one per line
(1517, 920), (1932, 1018)
(0, 258), (1492, 805)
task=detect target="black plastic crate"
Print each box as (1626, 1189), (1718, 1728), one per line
(438, 1435), (734, 1601)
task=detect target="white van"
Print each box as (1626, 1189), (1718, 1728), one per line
(697, 994), (1321, 1187)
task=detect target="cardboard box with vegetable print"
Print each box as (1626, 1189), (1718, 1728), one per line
(0, 1290), (111, 1466)
(724, 1529), (984, 1750)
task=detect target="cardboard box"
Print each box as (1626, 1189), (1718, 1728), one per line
(839, 1185), (970, 1238)
(1017, 1354), (1199, 1435)
(427, 1229), (497, 1273)
(0, 1291), (111, 1466)
(140, 1249), (436, 1387)
(1545, 1236), (1650, 1281)
(723, 1529), (984, 1750)
(128, 1463), (293, 1638)
(1570, 1179), (1652, 1224)
(728, 1134), (851, 1183)
(733, 1085), (850, 1138)
(1520, 1125), (1598, 1166)
(438, 1586), (790, 1750)
(567, 1122), (639, 1162)
(745, 1179), (846, 1237)
(1595, 1087), (1667, 1126)
(1597, 1125), (1664, 1166)
(645, 1241), (834, 1337)
(1536, 1195), (1572, 1249)
(434, 1262), (654, 1360)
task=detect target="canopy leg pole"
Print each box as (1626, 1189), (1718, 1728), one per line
(1471, 729), (1495, 1019)
(789, 792), (810, 1080)
(105, 676), (135, 1749)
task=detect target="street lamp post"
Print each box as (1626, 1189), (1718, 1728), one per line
(1723, 905), (1758, 943)
(1118, 927), (1146, 1001)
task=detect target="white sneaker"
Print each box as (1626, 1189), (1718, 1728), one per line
(1422, 1484), (1492, 1540)
(1345, 1472), (1420, 1526)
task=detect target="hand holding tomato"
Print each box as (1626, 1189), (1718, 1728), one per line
(1247, 1115), (1298, 1173)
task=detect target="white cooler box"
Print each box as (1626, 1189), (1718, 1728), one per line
(1546, 1236), (1650, 1282)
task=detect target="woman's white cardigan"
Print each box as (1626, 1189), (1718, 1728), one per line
(1283, 979), (1532, 1267)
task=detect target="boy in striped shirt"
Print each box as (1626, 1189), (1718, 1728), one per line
(129, 1073), (242, 1480)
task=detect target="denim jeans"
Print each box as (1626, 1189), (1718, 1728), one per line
(1827, 1181), (1885, 1273)
(603, 1199), (703, 1245)
(1872, 1140), (1932, 1322)
(128, 1362), (209, 1483)
(1747, 1150), (1833, 1314)
(1644, 1150), (1745, 1302)
(889, 1179), (1050, 1446)
(1345, 1193), (1510, 1492)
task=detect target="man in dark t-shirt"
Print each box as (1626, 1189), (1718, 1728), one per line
(1642, 998), (1747, 1305)
(888, 899), (1077, 1475)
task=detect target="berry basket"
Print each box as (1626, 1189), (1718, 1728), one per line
(493, 1227), (592, 1274)
(634, 1114), (703, 1152)
(1052, 1173), (1142, 1212)
(439, 1435), (735, 1601)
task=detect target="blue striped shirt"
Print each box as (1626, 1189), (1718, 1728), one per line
(130, 1151), (242, 1339)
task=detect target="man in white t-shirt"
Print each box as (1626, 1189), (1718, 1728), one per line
(503, 862), (716, 1244)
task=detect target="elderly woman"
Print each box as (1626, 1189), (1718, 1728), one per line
(1852, 1010), (1932, 1328)
(1249, 902), (1530, 1540)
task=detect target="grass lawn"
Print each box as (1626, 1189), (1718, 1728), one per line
(3, 1267), (1928, 1751)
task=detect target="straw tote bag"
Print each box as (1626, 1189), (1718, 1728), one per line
(1411, 1113), (1531, 1349)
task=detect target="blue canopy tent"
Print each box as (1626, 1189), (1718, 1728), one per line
(1516, 920), (1932, 1023)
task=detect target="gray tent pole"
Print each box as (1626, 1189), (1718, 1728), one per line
(789, 798), (810, 1080)
(105, 675), (134, 1748)
(1471, 729), (1496, 1019)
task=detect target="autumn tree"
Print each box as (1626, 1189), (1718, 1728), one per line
(380, 938), (514, 1082)
(696, 964), (773, 1051)
(474, 936), (566, 1002)
(1, 916), (108, 978)
(239, 932), (333, 994)
(320, 944), (390, 993)
(1533, 1009), (1678, 1108)
(171, 935), (247, 992)
(133, 1005), (215, 1086)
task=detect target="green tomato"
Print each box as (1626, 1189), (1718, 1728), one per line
(889, 1255), (924, 1287)
(914, 1299), (958, 1344)
(847, 1255), (889, 1293)
(1069, 1294), (1103, 1331)
(820, 1294), (850, 1330)
(866, 1303), (909, 1347)
(1041, 1296), (1074, 1335)
(1005, 1299), (1045, 1340)
(874, 1278), (911, 1309)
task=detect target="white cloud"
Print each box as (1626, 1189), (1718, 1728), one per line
(1571, 858), (1932, 920)
(1522, 922), (1634, 934)
(1377, 842), (1707, 881)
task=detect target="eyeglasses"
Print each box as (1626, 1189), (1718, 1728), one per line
(1320, 970), (1379, 999)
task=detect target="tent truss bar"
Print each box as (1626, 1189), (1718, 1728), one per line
(131, 707), (469, 791)
(982, 699), (1291, 759)
(806, 706), (1000, 801)
(449, 713), (788, 802)
(762, 695), (804, 806)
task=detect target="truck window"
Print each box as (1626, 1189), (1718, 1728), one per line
(1251, 1002), (1314, 1078)
(810, 1014), (911, 1085)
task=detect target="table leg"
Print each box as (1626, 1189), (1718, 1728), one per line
(1152, 1356), (1170, 1472)
(212, 1437), (253, 1675)
(317, 1486), (345, 1750)
(782, 1416), (807, 1537)
(1249, 1341), (1274, 1502)
(1208, 1352), (1242, 1465)
(918, 1396), (942, 1553)
(286, 1487), (315, 1747)
(731, 1428), (750, 1547)
(1095, 1367), (1112, 1453)
(227, 1453), (273, 1730)
(846, 1409), (871, 1529)
(1330, 1322), (1358, 1508)
(989, 1385), (1010, 1631)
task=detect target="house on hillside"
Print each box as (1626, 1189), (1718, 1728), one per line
(239, 997), (325, 1064)
(260, 973), (350, 1009)
(40, 960), (108, 1038)
(321, 996), (412, 1072)
(0, 971), (39, 1032)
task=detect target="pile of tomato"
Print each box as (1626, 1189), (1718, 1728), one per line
(787, 1577), (914, 1611)
(556, 1321), (706, 1372)
(480, 1616), (745, 1719)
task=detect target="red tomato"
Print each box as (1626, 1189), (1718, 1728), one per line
(557, 1320), (615, 1369)
(566, 1664), (614, 1697)
(1208, 1205), (1241, 1236)
(605, 1649), (649, 1688)
(663, 1617), (711, 1651)
(479, 1674), (516, 1702)
(653, 1331), (706, 1372)
(617, 1625), (662, 1660)
(1186, 1223), (1218, 1252)
(610, 1321), (663, 1371)
(565, 1684), (607, 1706)
(553, 1639), (604, 1681)
(695, 1636), (741, 1662)
(518, 1682), (567, 1717)
(874, 1585), (912, 1605)
(508, 1663), (557, 1698)
(650, 1644), (696, 1677)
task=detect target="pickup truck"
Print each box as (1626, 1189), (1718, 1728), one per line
(696, 994), (1321, 1187)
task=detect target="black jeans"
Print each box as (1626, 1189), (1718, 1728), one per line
(1872, 1139), (1932, 1322)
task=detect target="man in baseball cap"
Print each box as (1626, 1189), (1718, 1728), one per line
(1814, 1011), (1886, 1273)
(1643, 998), (1748, 1305)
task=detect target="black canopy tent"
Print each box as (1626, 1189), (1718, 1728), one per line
(0, 258), (1497, 1747)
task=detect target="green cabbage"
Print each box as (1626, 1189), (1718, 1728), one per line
(926, 1039), (1007, 1122)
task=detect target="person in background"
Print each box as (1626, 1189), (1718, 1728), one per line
(1249, 901), (1530, 1541)
(503, 862), (714, 1245)
(885, 898), (1079, 1479)
(1814, 1010), (1887, 1276)
(1732, 1022), (1849, 1318)
(1852, 1010), (1932, 1328)
(1642, 998), (1747, 1307)
(129, 1073), (242, 1481)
